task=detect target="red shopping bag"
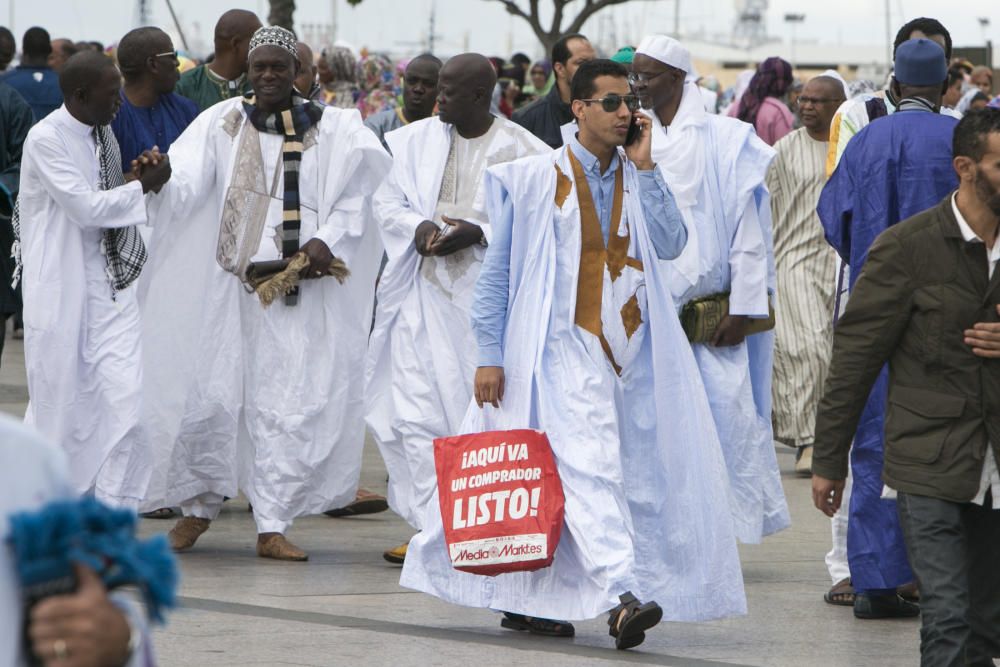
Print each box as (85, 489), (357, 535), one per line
(434, 429), (564, 576)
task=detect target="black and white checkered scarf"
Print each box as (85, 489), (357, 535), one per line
(11, 124), (147, 295)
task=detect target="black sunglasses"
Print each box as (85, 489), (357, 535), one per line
(579, 93), (639, 113)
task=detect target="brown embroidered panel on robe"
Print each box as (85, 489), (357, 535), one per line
(564, 148), (644, 375)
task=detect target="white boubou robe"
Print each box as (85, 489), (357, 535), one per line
(365, 117), (548, 530)
(400, 146), (746, 623)
(649, 82), (790, 543)
(18, 106), (151, 507)
(138, 99), (391, 532)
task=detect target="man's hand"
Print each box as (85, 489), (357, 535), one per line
(299, 238), (334, 279)
(474, 366), (505, 408)
(135, 148), (171, 194)
(414, 220), (441, 257)
(28, 564), (132, 667)
(429, 216), (484, 256)
(812, 474), (846, 518)
(129, 146), (162, 176)
(964, 304), (1000, 357)
(623, 111), (655, 171)
(710, 314), (748, 347)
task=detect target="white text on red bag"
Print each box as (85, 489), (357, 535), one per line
(434, 429), (564, 576)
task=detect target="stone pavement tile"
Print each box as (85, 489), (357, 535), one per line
(0, 338), (27, 417)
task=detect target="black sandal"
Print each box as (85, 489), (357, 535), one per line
(500, 612), (575, 637)
(607, 592), (663, 650)
(141, 507), (177, 519)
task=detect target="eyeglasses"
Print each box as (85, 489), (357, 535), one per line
(796, 96), (840, 106)
(579, 93), (639, 113)
(151, 50), (178, 61)
(627, 70), (668, 86)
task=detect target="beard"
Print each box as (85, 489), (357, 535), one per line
(974, 167), (1000, 217)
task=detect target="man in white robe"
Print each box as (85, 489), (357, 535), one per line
(632, 35), (790, 544)
(139, 27), (391, 560)
(402, 59), (744, 650)
(366, 54), (548, 564)
(16, 52), (171, 509)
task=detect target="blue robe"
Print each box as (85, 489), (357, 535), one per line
(110, 91), (198, 174)
(817, 109), (958, 593)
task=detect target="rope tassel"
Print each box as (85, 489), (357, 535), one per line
(253, 252), (350, 307)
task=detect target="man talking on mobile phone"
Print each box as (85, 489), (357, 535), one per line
(402, 59), (746, 650)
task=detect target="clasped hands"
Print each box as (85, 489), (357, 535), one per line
(126, 145), (171, 194)
(414, 216), (483, 257)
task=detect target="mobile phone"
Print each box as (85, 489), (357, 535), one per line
(625, 115), (640, 146)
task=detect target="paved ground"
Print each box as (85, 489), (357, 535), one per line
(1, 336), (921, 666)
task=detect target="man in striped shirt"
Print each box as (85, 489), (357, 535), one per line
(767, 75), (845, 475)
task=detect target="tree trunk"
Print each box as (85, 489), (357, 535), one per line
(268, 0), (296, 33)
(489, 0), (646, 58)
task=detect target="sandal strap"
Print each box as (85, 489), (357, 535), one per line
(608, 592), (641, 630)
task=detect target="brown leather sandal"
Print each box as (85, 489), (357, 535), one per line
(824, 577), (856, 606)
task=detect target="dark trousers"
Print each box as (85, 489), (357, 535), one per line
(0, 313), (7, 362)
(897, 491), (1000, 667)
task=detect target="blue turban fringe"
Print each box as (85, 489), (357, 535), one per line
(6, 497), (178, 622)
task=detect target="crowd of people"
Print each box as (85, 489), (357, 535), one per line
(0, 9), (998, 666)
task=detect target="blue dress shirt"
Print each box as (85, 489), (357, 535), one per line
(110, 91), (199, 173)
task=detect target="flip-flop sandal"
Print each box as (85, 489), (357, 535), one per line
(608, 592), (663, 650)
(141, 507), (177, 519)
(500, 612), (575, 637)
(824, 577), (856, 606)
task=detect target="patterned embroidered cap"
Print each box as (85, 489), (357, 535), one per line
(248, 25), (298, 60)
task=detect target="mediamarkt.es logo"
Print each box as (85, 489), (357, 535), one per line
(449, 534), (548, 566)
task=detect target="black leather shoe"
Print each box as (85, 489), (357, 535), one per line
(853, 592), (920, 619)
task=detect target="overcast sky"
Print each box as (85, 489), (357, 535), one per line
(5, 0), (999, 63)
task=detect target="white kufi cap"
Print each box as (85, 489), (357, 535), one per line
(635, 35), (691, 74)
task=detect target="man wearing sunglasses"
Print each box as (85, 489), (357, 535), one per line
(402, 59), (746, 649)
(632, 35), (790, 548)
(111, 28), (197, 187)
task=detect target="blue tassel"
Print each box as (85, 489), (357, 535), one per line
(6, 497), (178, 623)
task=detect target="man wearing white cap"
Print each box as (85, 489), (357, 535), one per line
(138, 26), (392, 560)
(631, 35), (790, 545)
